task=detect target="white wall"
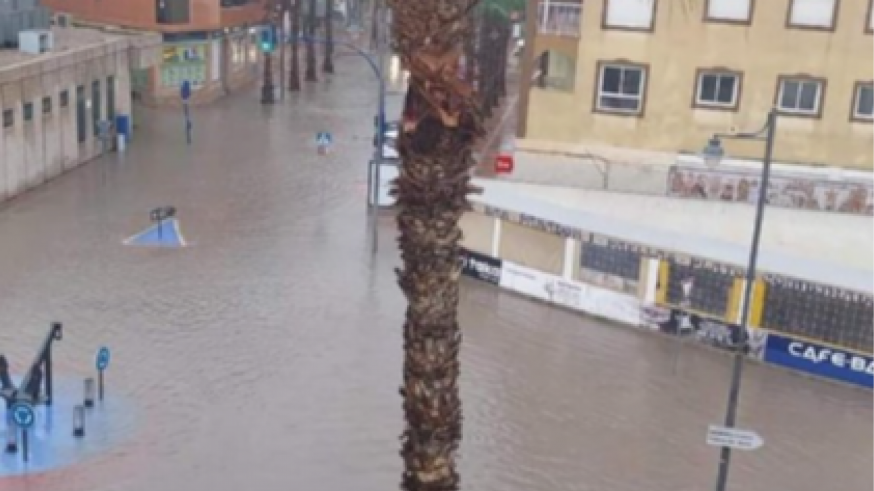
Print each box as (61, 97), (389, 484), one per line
(0, 44), (135, 204)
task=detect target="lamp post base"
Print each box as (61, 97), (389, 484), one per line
(261, 85), (276, 104)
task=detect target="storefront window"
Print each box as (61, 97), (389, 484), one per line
(161, 43), (207, 87)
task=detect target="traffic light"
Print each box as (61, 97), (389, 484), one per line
(259, 26), (276, 53)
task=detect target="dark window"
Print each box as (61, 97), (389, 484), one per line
(76, 85), (86, 143)
(853, 82), (873, 121)
(581, 241), (642, 280)
(91, 80), (101, 133)
(596, 63), (646, 114)
(778, 78), (823, 115)
(666, 260), (737, 318)
(107, 76), (116, 121)
(157, 0), (191, 24)
(761, 277), (874, 353)
(696, 72), (739, 108)
(23, 103), (33, 122)
(3, 109), (13, 129)
(42, 96), (52, 114)
(60, 90), (69, 108)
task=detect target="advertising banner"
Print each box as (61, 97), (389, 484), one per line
(500, 261), (642, 325)
(668, 166), (873, 215)
(764, 333), (873, 389)
(459, 248), (502, 285)
(499, 261), (551, 302)
(161, 43), (207, 87)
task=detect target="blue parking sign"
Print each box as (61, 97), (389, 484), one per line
(180, 80), (192, 101)
(96, 346), (111, 372)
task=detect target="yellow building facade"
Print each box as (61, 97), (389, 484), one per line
(521, 0), (874, 169)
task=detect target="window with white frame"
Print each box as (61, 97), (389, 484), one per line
(603, 0), (655, 30)
(788, 0), (837, 28)
(695, 71), (740, 108)
(853, 83), (873, 121)
(777, 78), (824, 115)
(706, 0), (753, 22)
(596, 63), (647, 114)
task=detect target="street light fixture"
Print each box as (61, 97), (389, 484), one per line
(700, 107), (778, 491)
(701, 136), (725, 167)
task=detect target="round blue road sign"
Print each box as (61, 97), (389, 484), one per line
(10, 401), (35, 429)
(96, 346), (111, 371)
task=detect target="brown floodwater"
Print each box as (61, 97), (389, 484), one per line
(0, 59), (870, 491)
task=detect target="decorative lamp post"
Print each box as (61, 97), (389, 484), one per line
(702, 107), (778, 491)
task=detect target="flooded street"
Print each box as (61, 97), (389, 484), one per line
(0, 59), (870, 491)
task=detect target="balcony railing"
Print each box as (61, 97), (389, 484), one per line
(537, 1), (581, 37)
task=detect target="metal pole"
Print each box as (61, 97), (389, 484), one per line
(44, 347), (52, 406)
(371, 6), (385, 255)
(279, 11), (287, 101)
(714, 107), (777, 491)
(20, 429), (28, 463)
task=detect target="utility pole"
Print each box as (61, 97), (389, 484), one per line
(261, 50), (276, 104)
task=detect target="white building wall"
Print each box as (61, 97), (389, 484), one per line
(0, 31), (152, 205)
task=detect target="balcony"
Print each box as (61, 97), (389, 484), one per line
(537, 1), (581, 37)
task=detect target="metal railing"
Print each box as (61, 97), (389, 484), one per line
(537, 1), (582, 37)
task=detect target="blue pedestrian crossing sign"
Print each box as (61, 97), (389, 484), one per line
(96, 346), (111, 371)
(316, 132), (333, 147)
(10, 401), (35, 429)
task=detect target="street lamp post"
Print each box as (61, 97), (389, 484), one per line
(700, 107), (778, 491)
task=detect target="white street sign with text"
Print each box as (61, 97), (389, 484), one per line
(706, 425), (764, 451)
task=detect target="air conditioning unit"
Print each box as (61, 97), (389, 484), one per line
(18, 29), (53, 54)
(55, 13), (71, 28)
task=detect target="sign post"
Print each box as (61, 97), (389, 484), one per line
(9, 401), (35, 462)
(95, 346), (111, 402)
(180, 80), (192, 144)
(706, 425), (763, 451)
(316, 131), (333, 155)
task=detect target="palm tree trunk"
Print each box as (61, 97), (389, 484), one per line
(323, 0), (334, 73)
(289, 0), (301, 90)
(304, 0), (317, 81)
(388, 0), (484, 490)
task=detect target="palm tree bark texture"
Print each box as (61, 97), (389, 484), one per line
(387, 0), (484, 489)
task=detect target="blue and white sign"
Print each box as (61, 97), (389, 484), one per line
(9, 401), (35, 429)
(764, 333), (873, 389)
(96, 346), (112, 372)
(316, 132), (333, 147)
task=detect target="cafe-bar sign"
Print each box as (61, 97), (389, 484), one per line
(764, 333), (873, 389)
